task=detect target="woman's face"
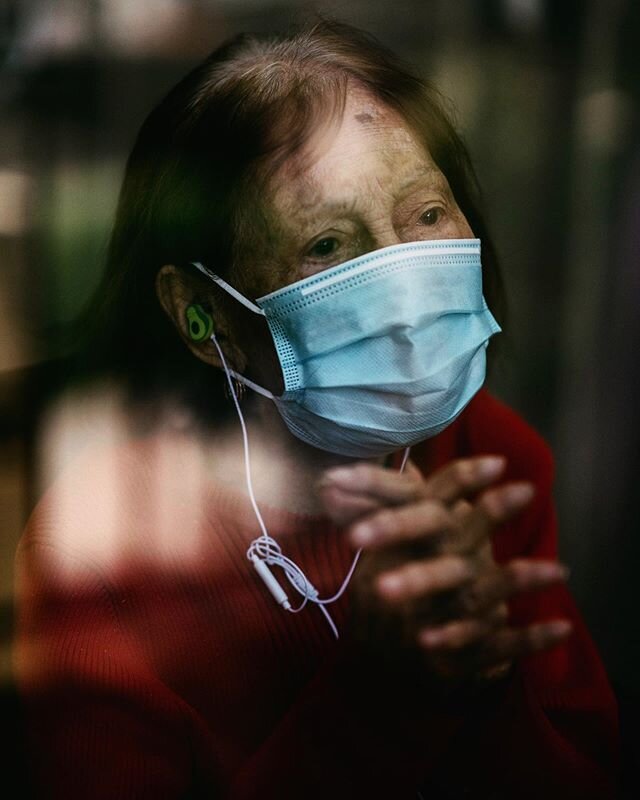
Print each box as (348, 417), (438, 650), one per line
(243, 84), (474, 299)
(162, 84), (476, 397)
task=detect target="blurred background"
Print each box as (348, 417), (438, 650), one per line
(1, 0), (638, 790)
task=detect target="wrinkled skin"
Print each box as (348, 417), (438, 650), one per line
(157, 84), (571, 687)
(318, 456), (569, 685)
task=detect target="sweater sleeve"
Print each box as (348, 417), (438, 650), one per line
(224, 659), (464, 799)
(15, 536), (472, 800)
(14, 467), (467, 800)
(412, 391), (620, 798)
(16, 532), (617, 800)
(14, 538), (210, 800)
(423, 493), (620, 798)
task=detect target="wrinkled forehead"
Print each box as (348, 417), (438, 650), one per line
(267, 85), (441, 211)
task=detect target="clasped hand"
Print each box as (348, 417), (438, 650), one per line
(318, 455), (572, 686)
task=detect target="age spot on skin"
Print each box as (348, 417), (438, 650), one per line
(355, 112), (373, 124)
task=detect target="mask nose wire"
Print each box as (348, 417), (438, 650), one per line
(209, 329), (410, 640)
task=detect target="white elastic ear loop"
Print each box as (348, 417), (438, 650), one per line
(209, 331), (410, 640)
(190, 262), (265, 316)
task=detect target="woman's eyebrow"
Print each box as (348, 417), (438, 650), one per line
(289, 178), (360, 217)
(396, 167), (448, 194)
(283, 166), (448, 233)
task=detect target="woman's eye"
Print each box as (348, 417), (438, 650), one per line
(308, 237), (339, 258)
(419, 207), (443, 226)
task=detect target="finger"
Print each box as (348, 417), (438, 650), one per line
(317, 483), (383, 527)
(478, 619), (573, 667)
(451, 498), (474, 520)
(449, 482), (536, 553)
(420, 455), (507, 504)
(320, 462), (426, 506)
(320, 455), (506, 508)
(360, 553), (564, 623)
(417, 616), (498, 650)
(453, 559), (569, 617)
(348, 498), (455, 550)
(476, 660), (513, 683)
(375, 555), (474, 603)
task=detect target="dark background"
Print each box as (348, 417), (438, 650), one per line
(1, 0), (638, 792)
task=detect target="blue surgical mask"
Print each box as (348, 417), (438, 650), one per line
(191, 238), (501, 458)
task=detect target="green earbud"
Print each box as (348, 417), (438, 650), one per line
(185, 304), (214, 342)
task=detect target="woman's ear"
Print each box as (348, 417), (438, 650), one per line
(155, 264), (247, 372)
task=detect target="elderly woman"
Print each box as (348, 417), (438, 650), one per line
(14, 20), (618, 800)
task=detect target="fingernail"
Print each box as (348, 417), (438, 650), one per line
(541, 563), (570, 580)
(350, 521), (376, 547)
(557, 564), (571, 580)
(376, 572), (404, 597)
(549, 620), (572, 637)
(478, 455), (506, 479)
(504, 483), (535, 508)
(419, 628), (443, 647)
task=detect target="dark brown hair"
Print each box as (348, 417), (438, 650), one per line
(76, 18), (505, 420)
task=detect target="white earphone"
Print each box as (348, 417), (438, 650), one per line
(210, 329), (409, 639)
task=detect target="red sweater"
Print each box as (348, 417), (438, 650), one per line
(13, 390), (619, 798)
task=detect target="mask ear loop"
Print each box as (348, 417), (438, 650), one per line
(209, 332), (411, 640)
